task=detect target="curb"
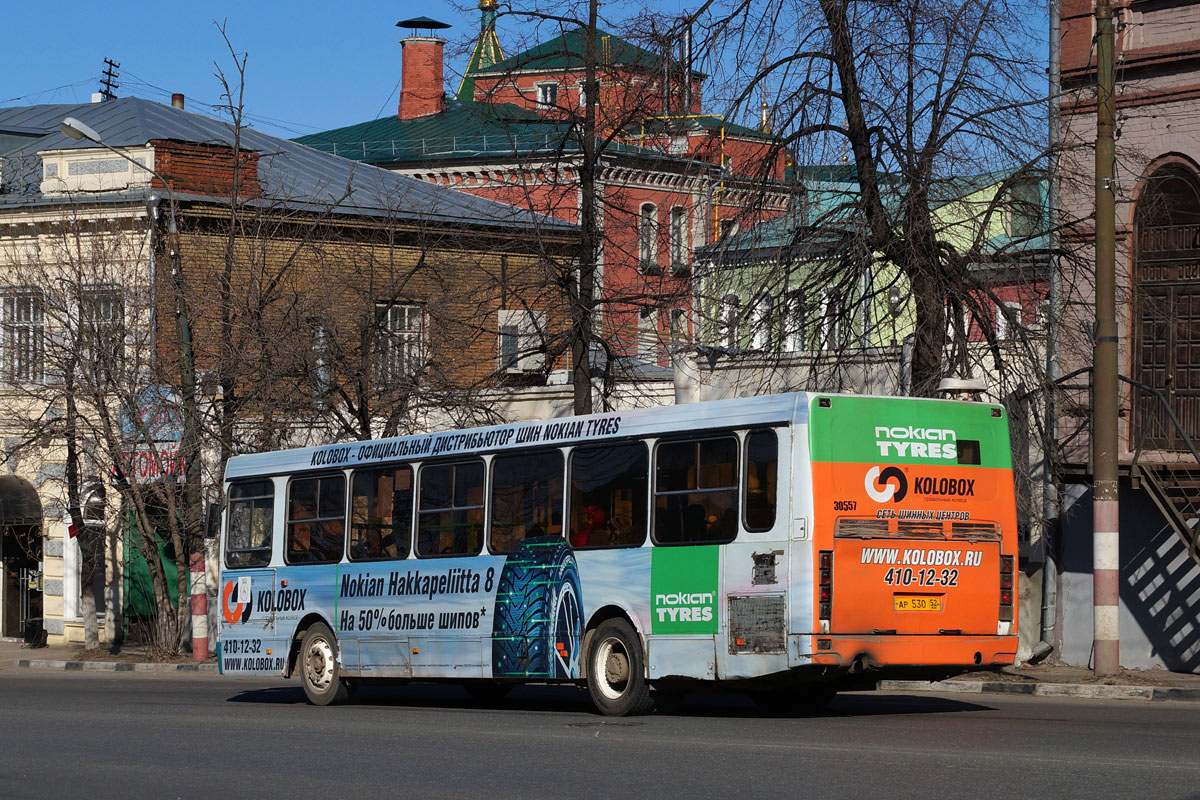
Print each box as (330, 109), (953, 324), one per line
(878, 678), (1200, 703)
(16, 659), (217, 673)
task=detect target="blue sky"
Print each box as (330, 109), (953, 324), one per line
(0, 2), (489, 138)
(2, 2), (1048, 142)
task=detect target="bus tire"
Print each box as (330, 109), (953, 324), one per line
(586, 618), (652, 716)
(492, 537), (583, 679)
(299, 622), (350, 706)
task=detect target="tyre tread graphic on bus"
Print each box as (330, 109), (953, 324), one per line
(491, 536), (583, 679)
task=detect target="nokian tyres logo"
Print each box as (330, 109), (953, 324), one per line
(651, 546), (719, 634)
(865, 466), (908, 503)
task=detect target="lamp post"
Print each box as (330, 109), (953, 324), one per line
(60, 116), (205, 659)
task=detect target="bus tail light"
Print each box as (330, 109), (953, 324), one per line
(819, 550), (833, 621)
(999, 555), (1015, 621)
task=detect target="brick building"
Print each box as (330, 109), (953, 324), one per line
(1055, 0), (1200, 671)
(298, 5), (793, 378)
(0, 95), (573, 645)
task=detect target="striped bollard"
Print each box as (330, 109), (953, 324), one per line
(190, 552), (208, 661)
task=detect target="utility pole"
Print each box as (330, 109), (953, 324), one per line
(1092, 0), (1120, 677)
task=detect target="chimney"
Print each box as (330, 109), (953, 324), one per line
(172, 93), (185, 109)
(396, 18), (452, 120)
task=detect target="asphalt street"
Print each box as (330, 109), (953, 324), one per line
(0, 670), (1196, 800)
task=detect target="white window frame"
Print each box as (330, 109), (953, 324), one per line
(375, 302), (425, 383)
(79, 284), (125, 376)
(669, 206), (688, 271)
(721, 293), (740, 349)
(536, 82), (559, 109)
(820, 291), (840, 351)
(785, 291), (807, 353)
(996, 300), (1022, 341)
(497, 309), (546, 372)
(3, 288), (45, 384)
(638, 308), (659, 363)
(751, 295), (773, 350)
(639, 203), (659, 271)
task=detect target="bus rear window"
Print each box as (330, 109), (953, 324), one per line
(418, 460), (484, 557)
(226, 480), (274, 568)
(350, 465), (413, 561)
(654, 436), (738, 545)
(491, 450), (563, 554)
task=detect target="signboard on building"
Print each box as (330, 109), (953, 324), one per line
(119, 441), (185, 484)
(118, 386), (183, 442)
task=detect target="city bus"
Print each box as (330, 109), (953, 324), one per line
(217, 392), (1018, 715)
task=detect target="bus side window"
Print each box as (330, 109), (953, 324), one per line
(744, 429), (778, 532)
(349, 465), (413, 561)
(653, 437), (738, 545)
(417, 460), (485, 557)
(225, 480), (274, 568)
(490, 450), (563, 554)
(568, 442), (648, 549)
(286, 474), (346, 564)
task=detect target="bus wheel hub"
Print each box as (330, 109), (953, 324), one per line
(605, 650), (628, 684)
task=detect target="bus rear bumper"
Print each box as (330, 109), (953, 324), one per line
(805, 634), (1017, 670)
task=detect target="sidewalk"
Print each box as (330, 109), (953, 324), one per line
(3, 638), (1198, 700)
(0, 638), (217, 673)
(878, 662), (1200, 702)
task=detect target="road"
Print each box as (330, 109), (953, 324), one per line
(0, 670), (1196, 800)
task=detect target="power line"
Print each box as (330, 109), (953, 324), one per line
(2, 79), (92, 105)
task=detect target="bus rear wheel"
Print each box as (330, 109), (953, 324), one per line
(299, 622), (351, 706)
(586, 619), (652, 717)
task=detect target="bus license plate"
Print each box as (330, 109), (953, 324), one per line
(894, 595), (942, 612)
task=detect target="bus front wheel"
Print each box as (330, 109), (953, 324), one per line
(299, 622), (351, 706)
(585, 619), (653, 717)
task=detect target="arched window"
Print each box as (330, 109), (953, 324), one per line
(721, 293), (740, 349)
(1134, 162), (1200, 450)
(639, 203), (659, 272)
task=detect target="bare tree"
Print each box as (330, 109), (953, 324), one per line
(688, 0), (1062, 399)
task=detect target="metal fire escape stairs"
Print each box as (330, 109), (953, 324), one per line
(1125, 378), (1200, 568)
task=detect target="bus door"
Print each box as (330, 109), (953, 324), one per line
(716, 427), (791, 679)
(219, 569), (279, 672)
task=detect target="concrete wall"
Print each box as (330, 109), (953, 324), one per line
(1058, 480), (1200, 672)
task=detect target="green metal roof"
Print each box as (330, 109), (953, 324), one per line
(474, 27), (701, 78)
(295, 101), (567, 163)
(295, 100), (697, 166)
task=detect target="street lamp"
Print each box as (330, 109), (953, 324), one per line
(59, 115), (204, 656)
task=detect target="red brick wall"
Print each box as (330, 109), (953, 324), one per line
(398, 37), (447, 121)
(149, 139), (261, 199)
(472, 68), (703, 125)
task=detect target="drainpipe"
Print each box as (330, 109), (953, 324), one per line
(1029, 0), (1062, 665)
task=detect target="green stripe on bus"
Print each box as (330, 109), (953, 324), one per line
(808, 396), (1012, 469)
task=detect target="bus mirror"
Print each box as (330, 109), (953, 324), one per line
(204, 502), (224, 539)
